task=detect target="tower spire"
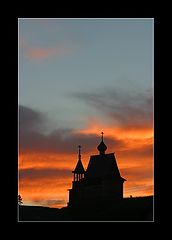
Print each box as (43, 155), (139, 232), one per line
(72, 145), (85, 182)
(78, 145), (81, 160)
(101, 132), (104, 141)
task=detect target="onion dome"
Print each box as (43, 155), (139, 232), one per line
(97, 132), (107, 155)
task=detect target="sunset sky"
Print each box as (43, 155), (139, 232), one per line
(19, 18), (154, 208)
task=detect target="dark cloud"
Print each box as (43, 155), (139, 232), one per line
(19, 168), (71, 180)
(19, 105), (46, 132)
(72, 88), (153, 129)
(20, 129), (125, 154)
(19, 105), (125, 154)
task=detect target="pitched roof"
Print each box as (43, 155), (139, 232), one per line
(72, 159), (85, 173)
(85, 153), (125, 180)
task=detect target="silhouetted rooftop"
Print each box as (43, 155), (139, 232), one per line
(72, 159), (85, 173)
(85, 153), (126, 180)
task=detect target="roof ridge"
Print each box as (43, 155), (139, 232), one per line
(90, 152), (115, 157)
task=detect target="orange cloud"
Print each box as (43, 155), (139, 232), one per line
(19, 169), (72, 207)
(19, 153), (76, 170)
(25, 46), (70, 60)
(76, 118), (153, 140)
(20, 41), (71, 61)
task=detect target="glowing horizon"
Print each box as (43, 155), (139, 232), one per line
(19, 126), (153, 208)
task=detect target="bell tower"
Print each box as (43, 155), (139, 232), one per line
(72, 145), (85, 182)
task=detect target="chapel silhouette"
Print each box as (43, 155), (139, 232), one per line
(68, 132), (126, 207)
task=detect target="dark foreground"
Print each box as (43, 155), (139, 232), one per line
(18, 196), (153, 221)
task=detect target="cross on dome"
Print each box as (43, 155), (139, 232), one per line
(101, 132), (104, 141)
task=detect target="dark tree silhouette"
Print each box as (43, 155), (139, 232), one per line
(18, 195), (23, 205)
